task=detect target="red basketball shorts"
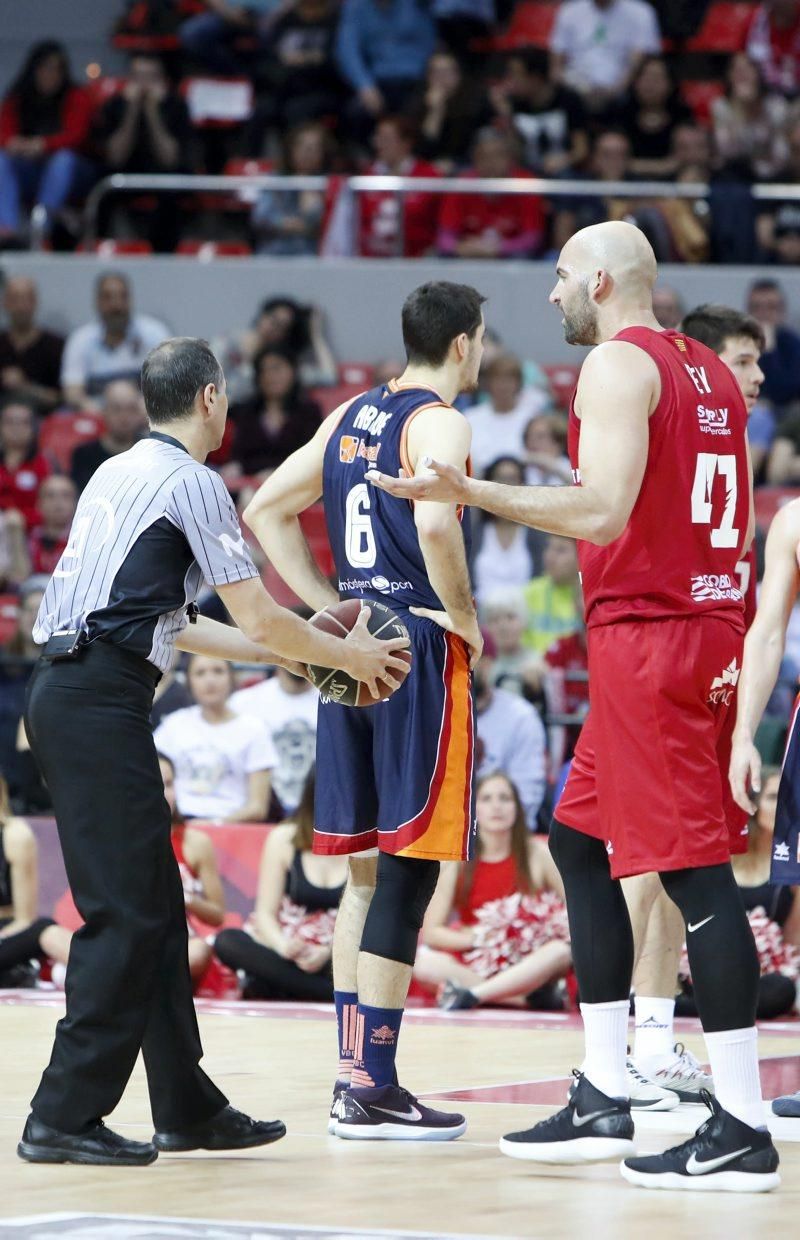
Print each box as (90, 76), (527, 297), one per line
(556, 616), (748, 879)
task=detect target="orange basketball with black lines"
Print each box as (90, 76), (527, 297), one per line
(307, 599), (412, 707)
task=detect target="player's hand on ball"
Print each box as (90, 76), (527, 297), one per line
(729, 734), (761, 815)
(366, 458), (471, 505)
(411, 607), (484, 669)
(343, 605), (412, 699)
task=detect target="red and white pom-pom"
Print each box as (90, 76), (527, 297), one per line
(679, 905), (800, 984)
(462, 891), (570, 979)
(277, 897), (337, 948)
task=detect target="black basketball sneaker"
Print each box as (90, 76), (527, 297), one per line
(328, 1081), (347, 1135)
(621, 1092), (780, 1193)
(334, 1084), (467, 1141)
(500, 1071), (635, 1164)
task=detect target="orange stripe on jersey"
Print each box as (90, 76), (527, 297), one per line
(388, 377), (447, 402)
(323, 392), (368, 447)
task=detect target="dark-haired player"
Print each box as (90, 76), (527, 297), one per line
(245, 282), (485, 1140)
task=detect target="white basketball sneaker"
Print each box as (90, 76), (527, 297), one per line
(633, 1043), (713, 1104)
(569, 1060), (678, 1110)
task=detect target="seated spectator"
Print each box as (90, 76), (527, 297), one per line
(678, 770), (800, 1020)
(92, 55), (193, 254)
(657, 123), (712, 263)
(756, 120), (800, 262)
(335, 0), (436, 143)
(408, 49), (492, 174)
(0, 773), (72, 987)
(480, 589), (543, 701)
(522, 534), (581, 655)
(60, 272), (169, 411)
(552, 128), (635, 253)
(0, 508), (29, 589)
(358, 116), (439, 258)
(617, 55), (693, 179)
(229, 348), (323, 480)
(431, 0), (497, 63)
(745, 0), (800, 97)
(652, 283), (684, 329)
(465, 353), (550, 477)
(712, 54), (790, 182)
(252, 122), (332, 256)
(27, 476), (76, 576)
(0, 399), (51, 529)
(230, 664), (318, 819)
(523, 414), (571, 486)
(214, 295), (337, 403)
(550, 0), (661, 115)
(747, 277), (800, 411)
(543, 620), (589, 768)
(488, 49), (589, 176)
(0, 276), (64, 412)
(70, 379), (147, 493)
(180, 0), (280, 77)
(153, 654), (277, 822)
(214, 768), (346, 1000)
(474, 656), (546, 829)
(0, 580), (45, 810)
(158, 755), (225, 986)
(260, 0), (343, 129)
(437, 129), (545, 260)
(472, 457), (544, 602)
(414, 772), (570, 1010)
(0, 40), (94, 245)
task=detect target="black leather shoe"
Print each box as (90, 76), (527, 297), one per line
(153, 1104), (286, 1152)
(17, 1115), (157, 1166)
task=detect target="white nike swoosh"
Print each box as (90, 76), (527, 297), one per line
(688, 916), (715, 933)
(686, 1146), (751, 1175)
(572, 1107), (619, 1128)
(374, 1105), (423, 1121)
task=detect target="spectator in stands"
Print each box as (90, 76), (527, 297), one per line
(60, 272), (169, 410)
(522, 534), (581, 655)
(150, 649), (192, 729)
(415, 771), (570, 1010)
(543, 620), (589, 767)
(230, 665), (318, 819)
(652, 283), (684, 329)
(618, 55), (693, 179)
(464, 352), (550, 476)
(0, 508), (30, 590)
(92, 55), (193, 254)
(712, 53), (790, 182)
(158, 756), (225, 986)
(523, 413), (571, 486)
(745, 0), (800, 97)
(0, 40), (94, 245)
(252, 122), (332, 256)
(214, 768), (346, 1001)
(0, 773), (72, 988)
(767, 408), (800, 482)
(408, 49), (492, 174)
(27, 477), (75, 577)
(756, 119), (800, 262)
(69, 379), (147, 493)
(747, 277), (800, 411)
(437, 129), (545, 260)
(229, 348), (323, 481)
(0, 580), (45, 809)
(154, 654), (277, 823)
(336, 0), (436, 143)
(488, 48), (589, 176)
(551, 128), (635, 253)
(180, 0), (278, 77)
(357, 116), (438, 258)
(214, 296), (337, 403)
(474, 658), (547, 829)
(431, 0), (498, 63)
(481, 589), (543, 701)
(550, 0), (661, 115)
(260, 0), (343, 129)
(0, 400), (50, 530)
(472, 457), (544, 602)
(0, 277), (64, 413)
(658, 123), (713, 263)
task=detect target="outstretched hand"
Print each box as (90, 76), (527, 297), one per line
(366, 458), (471, 505)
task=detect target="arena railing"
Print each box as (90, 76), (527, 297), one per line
(76, 172), (799, 254)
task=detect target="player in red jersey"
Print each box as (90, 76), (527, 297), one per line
(369, 221), (780, 1192)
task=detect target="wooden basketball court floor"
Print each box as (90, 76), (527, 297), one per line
(1, 993), (798, 1239)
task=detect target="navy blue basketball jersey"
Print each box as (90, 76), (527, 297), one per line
(322, 380), (471, 613)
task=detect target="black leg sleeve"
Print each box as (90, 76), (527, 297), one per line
(214, 928), (333, 1002)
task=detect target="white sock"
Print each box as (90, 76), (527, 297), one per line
(704, 1026), (765, 1130)
(632, 996), (675, 1063)
(579, 1000), (629, 1099)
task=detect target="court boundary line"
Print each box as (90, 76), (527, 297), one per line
(0, 1211), (504, 1239)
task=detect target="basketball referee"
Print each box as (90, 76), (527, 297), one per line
(17, 337), (407, 1166)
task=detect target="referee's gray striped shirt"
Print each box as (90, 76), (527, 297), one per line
(34, 432), (259, 671)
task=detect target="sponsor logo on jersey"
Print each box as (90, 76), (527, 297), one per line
(339, 435), (359, 464)
(690, 573), (743, 604)
(696, 404), (731, 436)
(773, 841), (790, 863)
(339, 576), (413, 595)
(708, 658), (740, 705)
(358, 440), (381, 464)
(673, 336), (687, 352)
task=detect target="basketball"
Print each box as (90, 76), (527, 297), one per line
(307, 599), (412, 706)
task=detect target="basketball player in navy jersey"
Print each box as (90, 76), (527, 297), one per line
(244, 282), (485, 1140)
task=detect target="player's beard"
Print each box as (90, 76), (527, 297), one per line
(562, 281), (599, 346)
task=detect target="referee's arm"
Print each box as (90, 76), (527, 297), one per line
(175, 613), (307, 675)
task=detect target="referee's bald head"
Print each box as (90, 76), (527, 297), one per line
(141, 337), (225, 425)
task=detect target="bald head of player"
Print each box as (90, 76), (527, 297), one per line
(140, 336), (228, 461)
(550, 221), (660, 347)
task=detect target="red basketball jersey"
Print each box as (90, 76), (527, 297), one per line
(568, 327), (750, 629)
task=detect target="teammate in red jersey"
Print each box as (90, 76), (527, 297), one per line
(369, 221), (780, 1192)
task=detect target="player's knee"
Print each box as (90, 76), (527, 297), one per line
(349, 854), (378, 893)
(360, 853), (440, 966)
(549, 817), (609, 880)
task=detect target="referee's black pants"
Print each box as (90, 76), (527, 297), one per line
(24, 641), (227, 1134)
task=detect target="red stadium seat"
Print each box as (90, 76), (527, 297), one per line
(684, 3), (754, 54)
(0, 594), (19, 647)
(82, 239), (154, 256)
(40, 411), (105, 472)
(176, 240), (253, 257)
(310, 383), (369, 417)
(475, 0), (557, 51)
(680, 79), (726, 124)
(543, 363), (581, 411)
(223, 158), (275, 178)
(300, 503), (334, 577)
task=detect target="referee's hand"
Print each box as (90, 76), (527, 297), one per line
(343, 606), (411, 700)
